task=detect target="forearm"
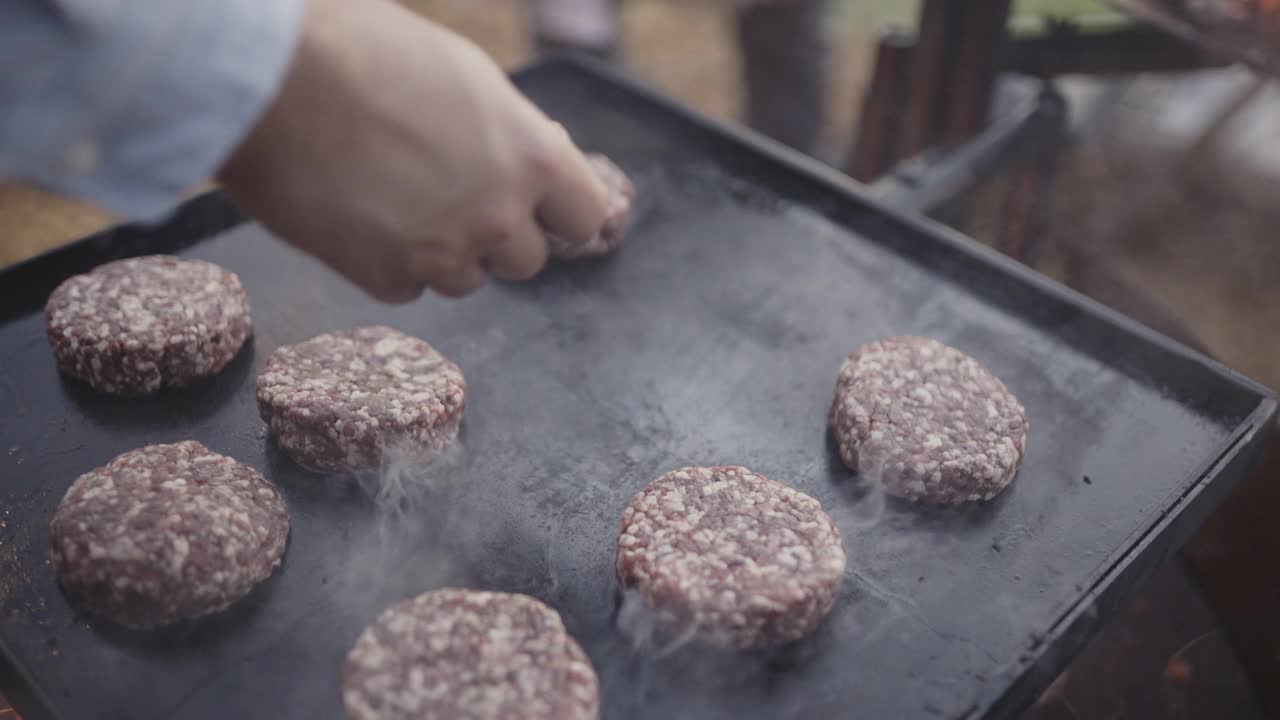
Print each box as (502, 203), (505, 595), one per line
(0, 0), (305, 220)
(217, 0), (609, 301)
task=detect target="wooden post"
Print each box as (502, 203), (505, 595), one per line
(847, 28), (914, 182)
(944, 0), (1014, 145)
(898, 0), (952, 158)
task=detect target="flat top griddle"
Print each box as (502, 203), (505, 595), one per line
(0, 59), (1274, 720)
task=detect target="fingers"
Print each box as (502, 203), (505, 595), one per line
(532, 121), (610, 246)
(478, 216), (549, 282)
(366, 280), (426, 304)
(404, 247), (489, 298)
(360, 216), (544, 303)
(389, 214), (553, 298)
(334, 252), (426, 304)
(277, 228), (427, 305)
(303, 213), (547, 303)
(420, 261), (488, 299)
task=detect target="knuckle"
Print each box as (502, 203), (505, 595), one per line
(459, 274), (489, 296)
(524, 132), (563, 180)
(499, 247), (547, 282)
(431, 267), (487, 299)
(506, 229), (548, 257)
(519, 259), (547, 281)
(431, 283), (469, 299)
(470, 207), (521, 244)
(372, 257), (427, 304)
(369, 282), (423, 304)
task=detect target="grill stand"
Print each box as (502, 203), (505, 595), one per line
(847, 3), (1280, 714)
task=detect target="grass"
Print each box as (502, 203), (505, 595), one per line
(838, 0), (1118, 29)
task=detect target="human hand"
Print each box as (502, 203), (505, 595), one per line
(217, 0), (609, 302)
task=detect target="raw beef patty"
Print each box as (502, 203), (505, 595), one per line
(44, 255), (252, 395)
(616, 465), (846, 651)
(342, 589), (599, 720)
(256, 326), (466, 474)
(828, 335), (1028, 504)
(49, 441), (289, 629)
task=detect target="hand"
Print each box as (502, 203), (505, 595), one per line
(217, 0), (609, 302)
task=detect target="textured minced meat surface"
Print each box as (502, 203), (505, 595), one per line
(616, 466), (846, 652)
(546, 153), (635, 259)
(342, 589), (599, 720)
(256, 326), (466, 474)
(828, 336), (1029, 504)
(48, 441), (289, 630)
(44, 255), (252, 395)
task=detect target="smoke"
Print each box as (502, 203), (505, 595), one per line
(615, 589), (700, 659)
(604, 588), (767, 718)
(826, 449), (891, 532)
(331, 439), (507, 622)
(354, 441), (468, 518)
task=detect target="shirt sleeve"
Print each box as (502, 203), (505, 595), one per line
(0, 0), (306, 221)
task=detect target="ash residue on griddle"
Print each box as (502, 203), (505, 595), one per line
(0, 499), (48, 633)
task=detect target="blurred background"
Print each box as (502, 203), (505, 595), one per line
(0, 0), (1120, 269)
(3, 1), (1280, 717)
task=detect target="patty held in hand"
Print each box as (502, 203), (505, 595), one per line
(546, 153), (635, 259)
(49, 441), (289, 630)
(44, 255), (252, 395)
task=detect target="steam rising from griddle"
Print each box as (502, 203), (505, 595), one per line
(335, 442), (495, 620)
(355, 442), (468, 517)
(615, 589), (700, 659)
(329, 165), (1023, 718)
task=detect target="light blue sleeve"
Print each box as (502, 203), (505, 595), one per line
(0, 0), (306, 221)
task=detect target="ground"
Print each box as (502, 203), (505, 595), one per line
(2, 2), (1278, 718)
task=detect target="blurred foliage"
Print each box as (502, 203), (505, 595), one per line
(838, 0), (1117, 29)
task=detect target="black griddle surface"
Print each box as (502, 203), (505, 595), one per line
(0, 59), (1274, 720)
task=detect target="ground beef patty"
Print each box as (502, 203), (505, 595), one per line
(828, 336), (1029, 504)
(44, 255), (252, 395)
(546, 153), (635, 259)
(256, 326), (465, 474)
(48, 441), (289, 630)
(343, 589), (599, 720)
(616, 466), (846, 652)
